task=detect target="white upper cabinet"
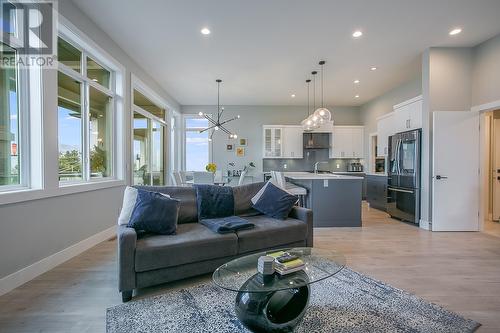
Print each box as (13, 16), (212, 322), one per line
(332, 126), (364, 158)
(263, 126), (283, 158)
(376, 95), (422, 157)
(282, 126), (304, 159)
(263, 125), (304, 159)
(393, 96), (423, 132)
(377, 113), (395, 157)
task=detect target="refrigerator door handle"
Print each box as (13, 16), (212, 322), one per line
(388, 187), (414, 194)
(395, 138), (402, 175)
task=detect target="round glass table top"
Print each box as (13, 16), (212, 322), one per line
(212, 247), (346, 293)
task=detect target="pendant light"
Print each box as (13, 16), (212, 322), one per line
(313, 60), (332, 123)
(300, 79), (312, 131)
(302, 71), (320, 130)
(310, 71), (320, 127)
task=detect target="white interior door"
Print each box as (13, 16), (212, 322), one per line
(432, 111), (480, 231)
(493, 119), (500, 221)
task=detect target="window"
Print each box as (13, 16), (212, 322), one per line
(132, 87), (167, 186)
(57, 36), (115, 183)
(184, 116), (210, 171)
(0, 42), (20, 187)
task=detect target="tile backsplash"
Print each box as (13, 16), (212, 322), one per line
(263, 149), (363, 172)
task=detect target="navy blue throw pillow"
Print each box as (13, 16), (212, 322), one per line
(252, 182), (298, 220)
(194, 184), (234, 220)
(128, 189), (180, 235)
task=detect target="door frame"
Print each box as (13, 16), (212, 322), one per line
(474, 100), (500, 231)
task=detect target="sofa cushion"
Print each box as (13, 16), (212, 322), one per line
(134, 186), (197, 224)
(128, 189), (180, 235)
(233, 182), (265, 216)
(235, 215), (307, 254)
(135, 223), (238, 272)
(252, 182), (298, 220)
(194, 184), (234, 220)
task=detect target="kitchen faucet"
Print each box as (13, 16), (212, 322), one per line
(314, 161), (329, 174)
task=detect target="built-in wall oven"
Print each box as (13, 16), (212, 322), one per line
(387, 129), (421, 224)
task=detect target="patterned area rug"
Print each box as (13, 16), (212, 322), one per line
(107, 268), (480, 333)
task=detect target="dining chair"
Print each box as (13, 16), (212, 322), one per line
(171, 172), (183, 186)
(193, 171), (215, 184)
(238, 170), (248, 186)
(214, 170), (223, 184)
(179, 171), (188, 185)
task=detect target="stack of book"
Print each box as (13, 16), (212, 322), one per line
(267, 251), (305, 275)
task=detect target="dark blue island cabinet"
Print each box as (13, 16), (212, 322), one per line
(285, 173), (363, 227)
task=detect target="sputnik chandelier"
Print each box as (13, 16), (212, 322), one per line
(198, 79), (240, 141)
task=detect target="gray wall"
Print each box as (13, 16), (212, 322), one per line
(181, 105), (362, 180)
(0, 1), (180, 279)
(420, 47), (474, 223)
(359, 76), (422, 161)
(428, 48), (473, 111)
(472, 34), (500, 107)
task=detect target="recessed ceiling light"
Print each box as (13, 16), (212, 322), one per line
(352, 30), (363, 38)
(370, 67), (377, 71)
(201, 27), (211, 35)
(291, 94), (296, 98)
(449, 28), (462, 36)
(355, 95), (360, 98)
(354, 79), (360, 84)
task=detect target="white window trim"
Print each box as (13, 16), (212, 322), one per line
(182, 113), (213, 172)
(130, 74), (174, 185)
(0, 26), (42, 194)
(0, 13), (126, 205)
(57, 16), (125, 187)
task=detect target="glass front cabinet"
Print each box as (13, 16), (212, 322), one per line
(263, 126), (282, 158)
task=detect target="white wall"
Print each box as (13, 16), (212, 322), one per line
(420, 47), (474, 224)
(359, 76), (422, 161)
(0, 1), (180, 281)
(181, 105), (362, 179)
(472, 34), (500, 107)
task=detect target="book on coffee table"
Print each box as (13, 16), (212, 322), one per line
(267, 251), (305, 275)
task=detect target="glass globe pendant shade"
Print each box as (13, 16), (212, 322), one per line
(315, 107), (331, 121)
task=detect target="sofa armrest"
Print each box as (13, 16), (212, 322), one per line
(118, 225), (137, 292)
(289, 206), (313, 247)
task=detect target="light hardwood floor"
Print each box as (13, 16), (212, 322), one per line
(1, 203), (499, 332)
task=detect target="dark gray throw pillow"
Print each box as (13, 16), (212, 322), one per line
(128, 189), (180, 235)
(252, 182), (298, 220)
(194, 184), (234, 220)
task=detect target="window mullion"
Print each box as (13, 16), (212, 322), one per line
(148, 118), (153, 185)
(82, 82), (90, 181)
(17, 60), (30, 188)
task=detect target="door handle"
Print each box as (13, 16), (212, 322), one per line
(388, 187), (414, 194)
(435, 175), (448, 180)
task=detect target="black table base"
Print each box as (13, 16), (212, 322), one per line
(235, 272), (310, 333)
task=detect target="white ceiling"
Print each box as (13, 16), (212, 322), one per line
(71, 0), (500, 107)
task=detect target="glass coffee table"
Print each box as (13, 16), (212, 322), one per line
(212, 247), (346, 332)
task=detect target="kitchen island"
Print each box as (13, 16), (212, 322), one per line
(284, 172), (363, 227)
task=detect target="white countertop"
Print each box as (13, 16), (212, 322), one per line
(365, 173), (387, 177)
(284, 172), (363, 180)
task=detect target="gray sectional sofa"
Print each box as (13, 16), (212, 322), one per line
(118, 182), (313, 302)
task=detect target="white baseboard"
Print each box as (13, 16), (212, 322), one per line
(0, 225), (116, 296)
(419, 219), (431, 230)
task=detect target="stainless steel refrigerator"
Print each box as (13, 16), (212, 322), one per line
(387, 129), (421, 224)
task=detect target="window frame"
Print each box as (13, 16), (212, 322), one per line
(0, 29), (35, 192)
(182, 114), (213, 172)
(0, 13), (126, 205)
(57, 33), (117, 185)
(130, 74), (172, 186)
